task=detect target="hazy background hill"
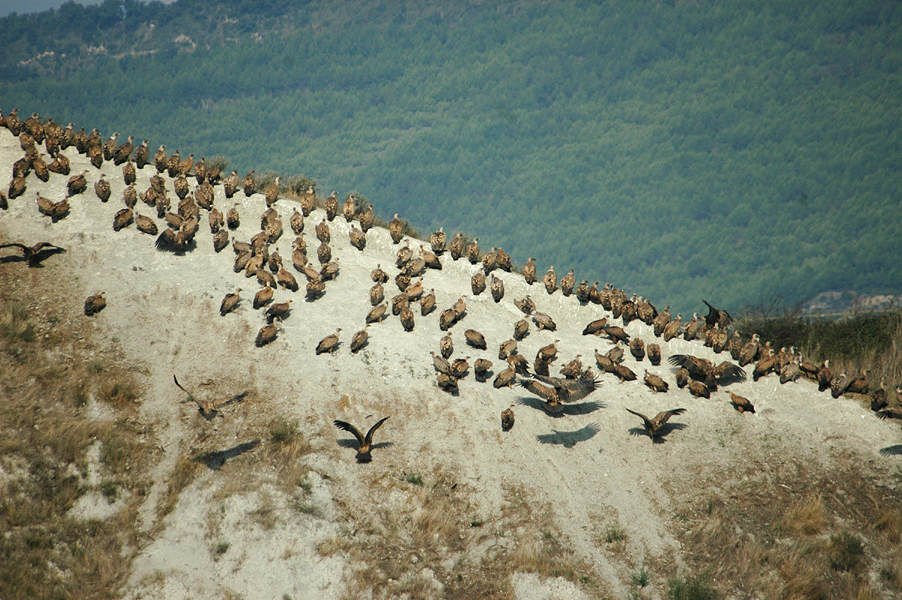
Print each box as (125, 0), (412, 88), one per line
(2, 0), (900, 314)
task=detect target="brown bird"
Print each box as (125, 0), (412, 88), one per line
(333, 417), (390, 463)
(449, 232), (464, 260)
(508, 353), (530, 376)
(389, 213), (404, 244)
(532, 312), (557, 331)
(431, 351), (452, 376)
(474, 358), (493, 382)
(653, 307), (672, 337)
(529, 372), (600, 403)
(264, 177), (280, 207)
(437, 372), (459, 394)
(227, 204), (240, 229)
(846, 369), (869, 394)
(0, 241), (65, 266)
(582, 318), (608, 336)
(498, 339), (517, 360)
(430, 227), (446, 254)
(543, 266), (557, 294)
(514, 295), (536, 315)
(465, 329), (487, 350)
(647, 343), (661, 366)
(683, 313), (704, 341)
(255, 323), (279, 347)
(84, 291), (106, 316)
(254, 286), (274, 309)
(519, 378), (562, 414)
(513, 319), (529, 340)
(614, 364), (637, 382)
(560, 269), (575, 296)
(643, 371), (669, 393)
(66, 171), (88, 197)
(668, 354), (747, 385)
(173, 375), (243, 419)
(490, 275), (504, 303)
(342, 194), (356, 222)
(371, 264), (388, 283)
(316, 329), (342, 354)
(366, 303), (387, 324)
(779, 360), (802, 384)
(400, 305), (415, 331)
(703, 299), (733, 329)
(501, 406), (515, 431)
(493, 365), (517, 388)
(349, 226), (366, 251)
(471, 271), (486, 295)
(438, 333), (454, 359)
(738, 334), (761, 367)
(523, 257), (536, 285)
(594, 349), (617, 375)
(94, 173), (111, 202)
(420, 289), (436, 316)
(629, 338), (645, 361)
(465, 237), (480, 264)
(350, 327), (369, 353)
(277, 268), (299, 292)
(451, 357), (470, 379)
(324, 191), (339, 220)
(559, 355), (583, 379)
(220, 289), (242, 316)
(113, 208), (134, 231)
(603, 325), (630, 344)
(729, 391), (755, 414)
(817, 359), (833, 392)
(242, 170), (256, 196)
(688, 380), (710, 398)
(662, 314), (682, 342)
(439, 308), (458, 331)
(482, 248), (497, 273)
(675, 368), (689, 389)
(306, 278), (326, 300)
(315, 219), (330, 244)
(626, 407), (686, 440)
(265, 300), (292, 323)
(370, 283), (385, 306)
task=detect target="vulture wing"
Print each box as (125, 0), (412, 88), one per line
(364, 416), (390, 446)
(657, 408), (687, 423)
(333, 420), (365, 446)
(625, 408), (653, 429)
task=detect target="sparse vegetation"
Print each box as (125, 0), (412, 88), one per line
(403, 472), (424, 486)
(604, 523), (627, 544)
(665, 458), (900, 600)
(667, 572), (717, 600)
(828, 531), (865, 572)
(0, 269), (153, 600)
(269, 418), (300, 444)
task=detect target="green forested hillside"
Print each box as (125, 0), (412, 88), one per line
(2, 0), (900, 314)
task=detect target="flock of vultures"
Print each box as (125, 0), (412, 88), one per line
(1, 108), (900, 462)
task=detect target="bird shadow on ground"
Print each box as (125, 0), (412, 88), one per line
(194, 439), (260, 470)
(336, 439), (394, 451)
(879, 444), (902, 456)
(536, 423), (600, 448)
(0, 247), (66, 267)
(628, 422), (688, 444)
(516, 396), (604, 417)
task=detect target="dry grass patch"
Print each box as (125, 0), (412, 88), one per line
(320, 474), (604, 599)
(0, 267), (154, 600)
(661, 455), (901, 600)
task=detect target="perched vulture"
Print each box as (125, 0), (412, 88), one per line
(316, 329), (342, 354)
(219, 289), (242, 316)
(84, 291), (106, 316)
(643, 371), (669, 393)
